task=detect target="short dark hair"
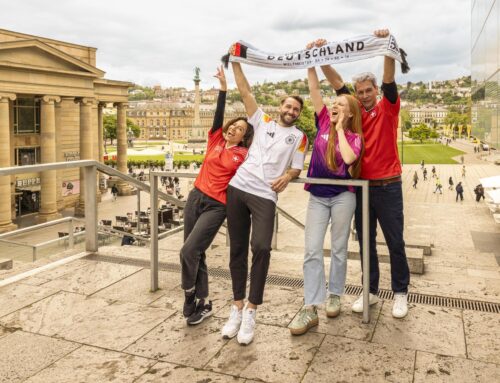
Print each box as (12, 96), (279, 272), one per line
(281, 95), (304, 110)
(222, 117), (254, 148)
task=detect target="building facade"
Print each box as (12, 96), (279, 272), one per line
(128, 101), (279, 142)
(0, 29), (132, 232)
(471, 0), (499, 148)
(408, 105), (449, 126)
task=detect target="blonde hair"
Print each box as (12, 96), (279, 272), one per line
(326, 94), (364, 178)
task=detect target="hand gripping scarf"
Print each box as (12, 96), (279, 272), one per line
(222, 34), (410, 73)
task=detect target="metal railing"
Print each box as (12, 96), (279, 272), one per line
(149, 171), (372, 323)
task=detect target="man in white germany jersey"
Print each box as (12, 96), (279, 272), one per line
(220, 58), (308, 346)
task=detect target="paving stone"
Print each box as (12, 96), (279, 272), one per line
(24, 345), (154, 383)
(463, 310), (500, 364)
(0, 283), (58, 318)
(42, 260), (143, 295)
(413, 351), (500, 382)
(93, 269), (178, 305)
(372, 303), (466, 357)
(0, 291), (110, 336)
(18, 276), (51, 286)
(32, 259), (90, 280)
(302, 335), (415, 383)
(150, 277), (233, 316)
(206, 323), (324, 382)
(57, 300), (175, 351)
(310, 295), (383, 341)
(0, 331), (79, 383)
(125, 314), (228, 368)
(135, 362), (245, 382)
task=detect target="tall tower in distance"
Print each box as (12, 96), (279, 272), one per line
(189, 67), (206, 143)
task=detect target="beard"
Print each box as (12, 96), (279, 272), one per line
(279, 111), (298, 127)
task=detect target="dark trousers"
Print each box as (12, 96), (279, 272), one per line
(226, 185), (276, 305)
(180, 188), (226, 299)
(456, 192), (464, 201)
(354, 182), (410, 294)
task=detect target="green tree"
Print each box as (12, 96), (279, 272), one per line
(408, 124), (432, 143)
(400, 109), (412, 132)
(295, 101), (316, 147)
(103, 115), (140, 145)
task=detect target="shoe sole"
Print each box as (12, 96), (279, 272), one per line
(222, 326), (240, 339)
(237, 336), (253, 345)
(351, 300), (380, 313)
(326, 309), (340, 318)
(289, 318), (319, 336)
(187, 311), (213, 325)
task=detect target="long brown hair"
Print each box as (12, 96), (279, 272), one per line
(325, 94), (364, 178)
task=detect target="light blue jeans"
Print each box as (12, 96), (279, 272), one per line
(303, 192), (356, 305)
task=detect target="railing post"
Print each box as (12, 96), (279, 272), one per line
(150, 173), (159, 291)
(362, 181), (370, 324)
(271, 213), (278, 250)
(68, 219), (74, 249)
(84, 165), (98, 252)
(137, 189), (141, 234)
(32, 246), (37, 262)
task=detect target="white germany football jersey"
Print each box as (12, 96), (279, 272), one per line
(229, 108), (307, 203)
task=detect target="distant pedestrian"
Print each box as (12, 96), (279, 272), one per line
(431, 166), (436, 178)
(111, 185), (118, 201)
(412, 171), (419, 189)
(456, 182), (464, 202)
(420, 159), (425, 170)
(423, 167), (428, 181)
(448, 176), (454, 190)
(473, 146), (477, 153)
(460, 155), (464, 164)
(474, 184), (485, 202)
(461, 165), (466, 178)
(433, 177), (443, 194)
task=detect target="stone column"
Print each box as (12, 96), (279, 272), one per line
(75, 98), (95, 216)
(98, 102), (106, 192)
(0, 94), (17, 233)
(55, 98), (64, 210)
(114, 102), (132, 195)
(38, 96), (62, 222)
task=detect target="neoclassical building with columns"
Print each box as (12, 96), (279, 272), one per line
(0, 29), (133, 233)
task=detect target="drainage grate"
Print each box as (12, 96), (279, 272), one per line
(88, 254), (500, 314)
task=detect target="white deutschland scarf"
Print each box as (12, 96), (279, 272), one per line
(222, 34), (410, 73)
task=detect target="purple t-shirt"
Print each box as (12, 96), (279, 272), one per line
(305, 105), (362, 198)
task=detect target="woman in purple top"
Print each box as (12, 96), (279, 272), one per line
(289, 66), (363, 335)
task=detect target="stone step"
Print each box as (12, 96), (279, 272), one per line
(347, 241), (424, 275)
(0, 259), (13, 270)
(279, 242), (424, 275)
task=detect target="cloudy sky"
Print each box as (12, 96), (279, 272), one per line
(0, 0), (471, 89)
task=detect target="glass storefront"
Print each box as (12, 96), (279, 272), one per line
(471, 0), (499, 149)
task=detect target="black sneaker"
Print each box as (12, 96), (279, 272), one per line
(183, 290), (196, 318)
(187, 299), (212, 325)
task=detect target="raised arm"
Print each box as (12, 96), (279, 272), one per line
(307, 67), (324, 115)
(231, 61), (258, 117)
(374, 29), (396, 84)
(320, 65), (346, 92)
(211, 66), (227, 133)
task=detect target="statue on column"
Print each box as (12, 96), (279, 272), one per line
(127, 127), (134, 148)
(193, 67), (201, 82)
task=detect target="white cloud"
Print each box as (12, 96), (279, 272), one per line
(0, 0), (471, 89)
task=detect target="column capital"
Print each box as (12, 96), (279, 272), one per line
(0, 93), (16, 102)
(76, 97), (97, 106)
(98, 101), (107, 108)
(42, 95), (61, 104)
(114, 102), (129, 109)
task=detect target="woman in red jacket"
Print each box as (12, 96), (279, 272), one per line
(181, 66), (253, 325)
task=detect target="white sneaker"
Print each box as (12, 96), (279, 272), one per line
(392, 293), (408, 318)
(351, 293), (379, 313)
(221, 305), (242, 339)
(237, 306), (256, 345)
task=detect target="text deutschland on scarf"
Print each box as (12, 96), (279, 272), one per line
(222, 34), (410, 73)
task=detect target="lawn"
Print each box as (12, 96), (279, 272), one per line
(173, 154), (205, 162)
(397, 143), (465, 164)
